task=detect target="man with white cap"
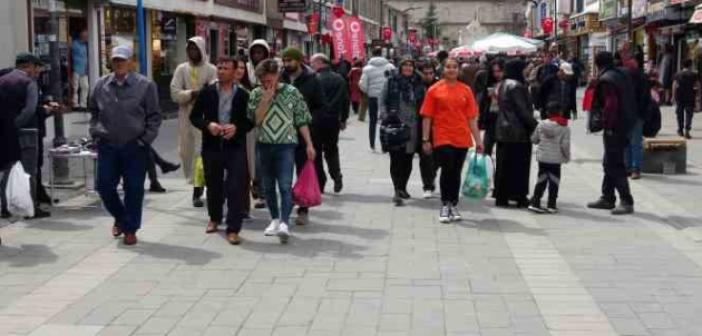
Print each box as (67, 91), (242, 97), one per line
(89, 45), (162, 245)
(537, 62), (575, 119)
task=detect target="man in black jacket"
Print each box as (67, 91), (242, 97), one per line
(0, 53), (51, 219)
(310, 53), (349, 194)
(190, 57), (253, 244)
(281, 47), (324, 226)
(587, 51), (636, 215)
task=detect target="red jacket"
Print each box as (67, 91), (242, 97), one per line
(349, 67), (362, 103)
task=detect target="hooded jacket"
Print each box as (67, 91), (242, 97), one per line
(281, 65), (323, 125)
(359, 57), (395, 98)
(531, 119), (571, 164)
(246, 39), (271, 87)
(170, 36), (217, 115)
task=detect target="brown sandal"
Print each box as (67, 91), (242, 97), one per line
(206, 221), (219, 234)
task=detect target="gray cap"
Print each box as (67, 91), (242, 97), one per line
(111, 45), (133, 60)
(15, 52), (43, 66)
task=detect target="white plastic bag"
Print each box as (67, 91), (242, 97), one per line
(5, 162), (34, 218)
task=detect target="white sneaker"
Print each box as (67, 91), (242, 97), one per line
(450, 206), (462, 221)
(264, 219), (279, 236)
(422, 190), (434, 199)
(277, 222), (290, 244)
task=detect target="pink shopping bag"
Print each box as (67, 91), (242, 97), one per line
(293, 160), (322, 207)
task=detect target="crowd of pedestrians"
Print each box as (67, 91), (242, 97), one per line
(0, 36), (693, 246)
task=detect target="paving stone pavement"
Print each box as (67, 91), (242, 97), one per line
(2, 103), (702, 336)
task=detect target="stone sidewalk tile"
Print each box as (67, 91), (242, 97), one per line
(28, 324), (103, 336)
(8, 114), (702, 335)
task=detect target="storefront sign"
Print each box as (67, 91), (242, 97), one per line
(600, 0), (617, 20)
(278, 0), (306, 13)
(215, 0), (262, 13)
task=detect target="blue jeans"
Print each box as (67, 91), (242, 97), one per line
(625, 120), (643, 173)
(257, 143), (296, 224)
(96, 141), (148, 233)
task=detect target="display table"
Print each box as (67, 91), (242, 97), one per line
(48, 149), (98, 205)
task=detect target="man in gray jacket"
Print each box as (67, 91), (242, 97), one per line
(359, 48), (395, 151)
(89, 45), (162, 245)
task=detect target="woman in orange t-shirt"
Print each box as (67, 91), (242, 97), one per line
(420, 57), (483, 223)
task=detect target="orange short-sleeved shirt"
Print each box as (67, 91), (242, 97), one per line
(420, 80), (478, 148)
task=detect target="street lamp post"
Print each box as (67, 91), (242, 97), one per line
(49, 0), (69, 184)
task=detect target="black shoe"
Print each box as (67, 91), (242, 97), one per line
(26, 208), (51, 220)
(254, 199), (266, 209)
(587, 198), (616, 210)
(161, 162), (181, 174)
(516, 198), (530, 208)
(334, 178), (343, 193)
(685, 131), (692, 139)
(528, 204), (547, 214)
(495, 199), (509, 207)
(149, 183), (166, 193)
(1, 209), (11, 219)
(193, 197), (205, 208)
(678, 130), (685, 137)
(399, 190), (411, 199)
(612, 204), (634, 215)
(393, 192), (405, 207)
(36, 194), (59, 205)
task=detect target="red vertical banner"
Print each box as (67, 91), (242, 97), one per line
(408, 29), (417, 44)
(331, 16), (349, 61)
(382, 27), (393, 42)
(346, 16), (366, 61)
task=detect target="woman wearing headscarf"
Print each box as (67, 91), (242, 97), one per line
(493, 59), (538, 207)
(381, 58), (426, 206)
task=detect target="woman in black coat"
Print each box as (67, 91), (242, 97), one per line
(493, 59), (538, 207)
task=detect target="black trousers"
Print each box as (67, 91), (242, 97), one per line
(368, 98), (379, 149)
(434, 146), (468, 206)
(676, 103), (694, 132)
(146, 147), (171, 184)
(602, 133), (634, 205)
(419, 150), (437, 191)
(313, 125), (342, 190)
(202, 145), (248, 233)
(531, 162), (561, 208)
(389, 150), (413, 192)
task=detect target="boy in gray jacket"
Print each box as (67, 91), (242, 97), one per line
(529, 102), (571, 214)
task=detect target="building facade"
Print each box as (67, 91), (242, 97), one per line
(387, 0), (527, 50)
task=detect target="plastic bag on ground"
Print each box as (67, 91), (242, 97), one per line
(461, 151), (490, 201)
(5, 161), (34, 217)
(293, 160), (322, 208)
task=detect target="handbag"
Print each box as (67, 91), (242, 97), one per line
(379, 116), (410, 153)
